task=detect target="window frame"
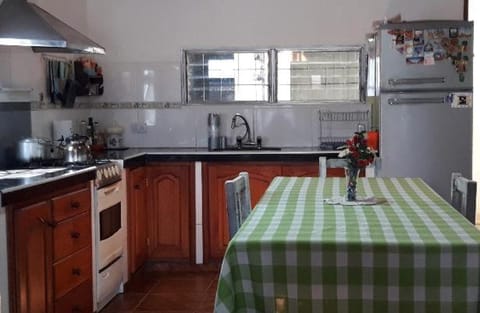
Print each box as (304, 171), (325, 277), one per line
(181, 46), (366, 105)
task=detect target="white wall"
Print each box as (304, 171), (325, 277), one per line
(85, 0), (463, 102)
(1, 0), (465, 148)
(1, 0), (464, 102)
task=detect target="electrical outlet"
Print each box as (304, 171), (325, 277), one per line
(131, 122), (147, 134)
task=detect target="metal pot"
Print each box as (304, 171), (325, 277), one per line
(62, 135), (92, 163)
(16, 138), (51, 163)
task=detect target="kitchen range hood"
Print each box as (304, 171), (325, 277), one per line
(0, 0), (105, 54)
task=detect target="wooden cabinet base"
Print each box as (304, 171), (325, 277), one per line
(8, 182), (93, 313)
(54, 280), (93, 313)
(147, 163), (194, 262)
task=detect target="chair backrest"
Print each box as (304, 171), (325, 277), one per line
(319, 156), (376, 178)
(451, 172), (477, 224)
(225, 172), (252, 239)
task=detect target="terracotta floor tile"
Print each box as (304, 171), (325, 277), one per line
(124, 275), (160, 293)
(99, 293), (146, 313)
(101, 265), (219, 313)
(137, 293), (213, 312)
(150, 273), (215, 294)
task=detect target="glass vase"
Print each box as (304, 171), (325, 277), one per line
(345, 167), (360, 201)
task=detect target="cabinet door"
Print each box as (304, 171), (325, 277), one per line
(127, 167), (148, 273)
(281, 162), (318, 177)
(14, 201), (54, 313)
(148, 163), (193, 261)
(204, 163), (281, 261)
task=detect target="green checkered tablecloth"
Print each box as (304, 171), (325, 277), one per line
(214, 177), (480, 313)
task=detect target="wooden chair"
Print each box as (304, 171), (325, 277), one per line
(225, 172), (252, 239)
(451, 172), (477, 224)
(319, 156), (376, 178)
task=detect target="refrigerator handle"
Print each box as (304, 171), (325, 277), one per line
(388, 97), (445, 105)
(388, 77), (446, 86)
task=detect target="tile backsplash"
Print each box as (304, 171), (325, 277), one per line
(31, 102), (370, 148)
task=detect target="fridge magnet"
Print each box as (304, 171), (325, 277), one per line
(449, 27), (458, 38)
(424, 54), (435, 65)
(394, 33), (405, 53)
(459, 27), (472, 37)
(433, 49), (445, 61)
(406, 44), (424, 64)
(424, 29), (435, 41)
(413, 30), (424, 45)
(404, 30), (414, 41)
(406, 56), (424, 64)
(404, 41), (414, 57)
(448, 93), (472, 108)
(433, 28), (447, 39)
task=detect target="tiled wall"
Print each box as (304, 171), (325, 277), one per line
(31, 102), (369, 148)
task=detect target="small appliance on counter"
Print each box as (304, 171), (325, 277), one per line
(106, 123), (124, 149)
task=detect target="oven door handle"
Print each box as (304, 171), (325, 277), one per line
(103, 185), (120, 196)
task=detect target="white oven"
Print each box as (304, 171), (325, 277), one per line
(93, 162), (126, 311)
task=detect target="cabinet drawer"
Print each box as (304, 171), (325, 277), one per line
(54, 246), (92, 299)
(54, 279), (93, 313)
(52, 187), (91, 221)
(54, 212), (92, 261)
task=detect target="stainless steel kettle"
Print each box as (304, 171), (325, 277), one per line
(62, 135), (92, 163)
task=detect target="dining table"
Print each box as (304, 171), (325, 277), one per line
(214, 176), (480, 313)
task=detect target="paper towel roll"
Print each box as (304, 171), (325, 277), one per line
(53, 120), (73, 141)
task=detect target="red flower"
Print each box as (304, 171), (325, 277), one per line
(338, 131), (376, 169)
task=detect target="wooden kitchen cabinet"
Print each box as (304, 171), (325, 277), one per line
(203, 162), (281, 261)
(147, 163), (194, 262)
(8, 182), (93, 313)
(13, 201), (53, 313)
(127, 167), (149, 274)
(281, 161), (318, 177)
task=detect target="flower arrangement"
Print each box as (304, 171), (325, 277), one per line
(338, 131), (376, 169)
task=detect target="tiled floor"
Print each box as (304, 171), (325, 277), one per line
(99, 263), (220, 313)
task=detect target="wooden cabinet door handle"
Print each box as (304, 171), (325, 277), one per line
(37, 217), (57, 228)
(70, 201), (81, 209)
(70, 231), (81, 239)
(71, 268), (81, 276)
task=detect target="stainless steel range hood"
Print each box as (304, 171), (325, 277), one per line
(0, 0), (105, 54)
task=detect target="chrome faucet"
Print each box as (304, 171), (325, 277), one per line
(231, 113), (254, 145)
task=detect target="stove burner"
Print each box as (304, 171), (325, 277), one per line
(13, 158), (122, 189)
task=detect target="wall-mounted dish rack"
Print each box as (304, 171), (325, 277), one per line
(318, 110), (370, 150)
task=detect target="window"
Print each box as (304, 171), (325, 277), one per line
(182, 47), (364, 104)
(183, 50), (269, 103)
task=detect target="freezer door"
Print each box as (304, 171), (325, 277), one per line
(378, 92), (472, 201)
(379, 23), (473, 92)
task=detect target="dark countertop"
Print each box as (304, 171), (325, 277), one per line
(0, 167), (96, 205)
(97, 147), (340, 168)
(0, 147), (340, 199)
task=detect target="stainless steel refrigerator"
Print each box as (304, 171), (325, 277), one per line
(367, 20), (474, 201)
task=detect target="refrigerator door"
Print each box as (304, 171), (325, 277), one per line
(378, 91), (472, 201)
(379, 21), (473, 92)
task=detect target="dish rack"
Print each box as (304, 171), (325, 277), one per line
(318, 110), (370, 150)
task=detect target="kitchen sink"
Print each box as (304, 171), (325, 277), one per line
(222, 146), (282, 151)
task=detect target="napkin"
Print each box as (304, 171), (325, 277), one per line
(324, 196), (386, 206)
